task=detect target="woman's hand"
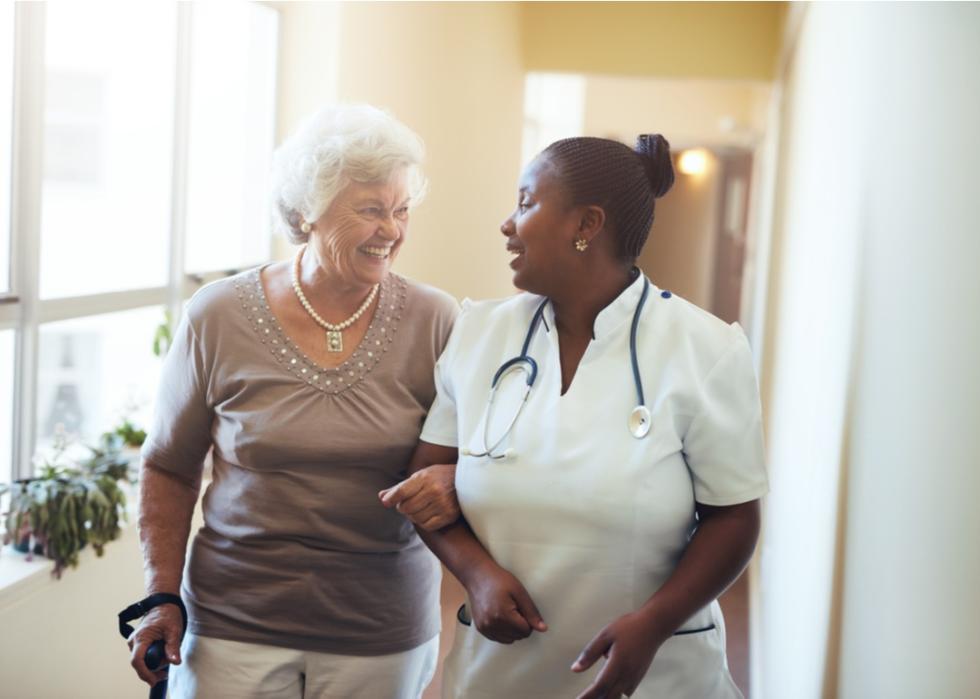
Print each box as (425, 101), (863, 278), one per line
(379, 463), (460, 530)
(571, 609), (670, 699)
(465, 561), (548, 644)
(127, 603), (184, 686)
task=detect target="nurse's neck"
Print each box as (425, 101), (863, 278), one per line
(550, 262), (636, 341)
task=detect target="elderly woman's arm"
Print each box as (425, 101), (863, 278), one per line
(378, 460), (460, 531)
(127, 462), (201, 686)
(381, 442), (547, 644)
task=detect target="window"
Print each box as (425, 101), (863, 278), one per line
(185, 2), (278, 274)
(0, 1), (14, 294)
(39, 3), (177, 299)
(3, 3), (279, 481)
(36, 307), (164, 454)
(0, 330), (13, 486)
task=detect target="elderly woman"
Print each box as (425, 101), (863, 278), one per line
(128, 105), (460, 698)
(385, 135), (768, 698)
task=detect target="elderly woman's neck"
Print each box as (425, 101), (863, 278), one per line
(298, 245), (378, 306)
(550, 262), (636, 339)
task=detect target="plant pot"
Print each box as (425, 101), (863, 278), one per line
(11, 535), (44, 556)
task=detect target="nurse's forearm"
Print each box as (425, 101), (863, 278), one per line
(638, 499), (761, 634)
(405, 441), (499, 586)
(406, 442), (548, 640)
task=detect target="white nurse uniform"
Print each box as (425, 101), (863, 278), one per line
(420, 274), (768, 699)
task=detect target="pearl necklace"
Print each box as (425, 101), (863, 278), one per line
(291, 245), (379, 353)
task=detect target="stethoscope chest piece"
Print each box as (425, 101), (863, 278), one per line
(629, 405), (652, 439)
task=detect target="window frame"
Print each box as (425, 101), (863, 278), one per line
(2, 3), (278, 482)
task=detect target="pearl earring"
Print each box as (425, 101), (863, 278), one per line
(300, 221), (312, 234)
(574, 237), (589, 252)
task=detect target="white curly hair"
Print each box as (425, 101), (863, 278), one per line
(270, 104), (428, 244)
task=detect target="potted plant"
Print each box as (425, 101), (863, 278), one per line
(1, 435), (131, 578)
(100, 412), (148, 479)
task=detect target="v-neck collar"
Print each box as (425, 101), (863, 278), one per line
(541, 272), (652, 343)
(233, 266), (408, 395)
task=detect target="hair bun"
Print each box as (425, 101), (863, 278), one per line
(635, 134), (675, 199)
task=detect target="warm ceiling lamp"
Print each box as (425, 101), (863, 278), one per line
(678, 148), (709, 176)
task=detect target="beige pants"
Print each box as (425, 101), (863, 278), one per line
(168, 633), (439, 699)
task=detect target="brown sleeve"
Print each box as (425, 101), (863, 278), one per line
(140, 310), (214, 481)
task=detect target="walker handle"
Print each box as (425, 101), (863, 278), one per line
(145, 639), (168, 671)
(146, 640), (169, 699)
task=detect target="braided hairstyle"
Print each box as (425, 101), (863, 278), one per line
(541, 134), (674, 260)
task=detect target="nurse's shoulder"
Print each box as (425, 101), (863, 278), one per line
(453, 291), (544, 336)
(647, 285), (748, 374)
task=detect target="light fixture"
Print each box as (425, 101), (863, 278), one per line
(678, 149), (709, 176)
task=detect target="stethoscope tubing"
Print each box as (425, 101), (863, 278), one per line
(471, 277), (651, 459)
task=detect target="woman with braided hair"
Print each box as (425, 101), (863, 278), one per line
(383, 134), (767, 697)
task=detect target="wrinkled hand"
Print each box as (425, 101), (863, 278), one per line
(378, 463), (460, 531)
(128, 603), (183, 687)
(571, 610), (669, 699)
(466, 563), (548, 644)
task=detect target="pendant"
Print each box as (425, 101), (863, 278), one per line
(326, 330), (343, 353)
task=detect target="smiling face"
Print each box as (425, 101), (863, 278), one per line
(500, 156), (582, 296)
(310, 168), (411, 289)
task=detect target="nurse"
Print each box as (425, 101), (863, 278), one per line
(383, 134), (768, 698)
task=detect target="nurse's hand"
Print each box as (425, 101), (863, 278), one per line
(378, 463), (460, 531)
(466, 563), (548, 644)
(570, 610), (670, 699)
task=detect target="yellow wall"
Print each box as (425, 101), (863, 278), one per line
(272, 2), (787, 301)
(582, 75), (771, 149)
(275, 1), (526, 302)
(637, 152), (721, 309)
(521, 2), (786, 80)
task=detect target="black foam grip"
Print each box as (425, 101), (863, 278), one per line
(145, 640), (168, 671)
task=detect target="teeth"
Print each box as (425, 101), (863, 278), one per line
(361, 246), (391, 258)
(508, 248), (523, 256)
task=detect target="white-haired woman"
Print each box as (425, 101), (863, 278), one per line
(127, 105), (461, 698)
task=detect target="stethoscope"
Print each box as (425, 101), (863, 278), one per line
(461, 276), (652, 461)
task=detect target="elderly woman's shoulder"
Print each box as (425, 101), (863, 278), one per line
(397, 274), (461, 321)
(183, 268), (262, 324)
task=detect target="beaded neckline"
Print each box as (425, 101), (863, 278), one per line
(233, 266), (407, 395)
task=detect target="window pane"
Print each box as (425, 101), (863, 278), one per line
(35, 307), (164, 463)
(0, 330), (13, 486)
(0, 2), (14, 294)
(39, 4), (176, 299)
(184, 3), (277, 274)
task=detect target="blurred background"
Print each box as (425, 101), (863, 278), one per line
(0, 2), (978, 697)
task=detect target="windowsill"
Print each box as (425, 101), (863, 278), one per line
(0, 482), (141, 611)
(0, 545), (62, 605)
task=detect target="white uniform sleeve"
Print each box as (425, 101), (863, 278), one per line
(683, 326), (769, 506)
(419, 305), (468, 448)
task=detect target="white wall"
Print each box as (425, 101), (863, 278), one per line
(837, 4), (980, 697)
(0, 523), (149, 698)
(756, 4), (868, 695)
(758, 3), (980, 697)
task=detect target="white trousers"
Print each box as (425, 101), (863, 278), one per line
(168, 633), (439, 699)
